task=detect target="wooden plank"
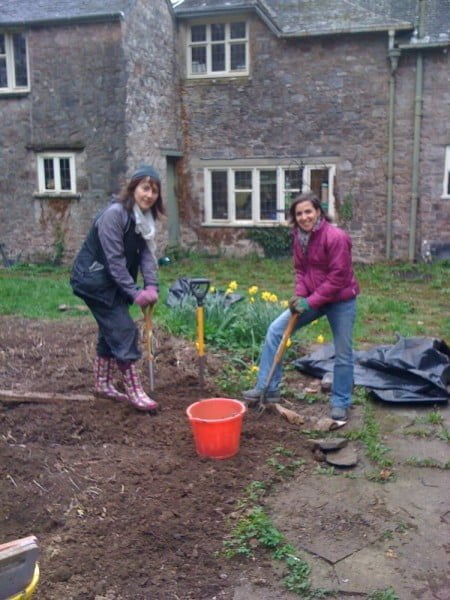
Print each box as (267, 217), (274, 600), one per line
(0, 389), (94, 404)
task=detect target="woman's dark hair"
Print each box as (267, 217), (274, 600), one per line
(288, 191), (331, 226)
(118, 175), (165, 219)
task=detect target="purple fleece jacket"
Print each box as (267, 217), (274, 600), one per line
(293, 219), (360, 310)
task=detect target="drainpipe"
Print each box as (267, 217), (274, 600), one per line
(408, 0), (426, 260)
(386, 30), (401, 260)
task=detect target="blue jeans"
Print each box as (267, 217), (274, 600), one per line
(255, 299), (356, 409)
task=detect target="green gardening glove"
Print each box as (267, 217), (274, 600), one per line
(288, 296), (310, 314)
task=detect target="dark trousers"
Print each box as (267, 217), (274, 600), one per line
(84, 297), (141, 362)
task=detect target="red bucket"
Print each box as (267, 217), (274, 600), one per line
(186, 398), (246, 459)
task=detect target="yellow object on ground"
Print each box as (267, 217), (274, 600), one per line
(7, 563), (39, 600)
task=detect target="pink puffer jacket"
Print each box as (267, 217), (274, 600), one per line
(293, 219), (360, 310)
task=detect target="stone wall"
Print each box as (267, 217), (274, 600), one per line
(123, 0), (181, 254)
(178, 15), (450, 262)
(0, 0), (180, 264)
(0, 22), (127, 263)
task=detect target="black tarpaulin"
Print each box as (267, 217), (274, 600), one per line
(293, 336), (450, 404)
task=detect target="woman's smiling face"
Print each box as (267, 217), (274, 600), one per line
(295, 199), (321, 232)
(134, 178), (159, 213)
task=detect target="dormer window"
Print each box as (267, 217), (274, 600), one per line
(188, 21), (248, 78)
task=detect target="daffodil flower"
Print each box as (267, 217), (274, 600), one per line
(280, 300), (289, 308)
(261, 291), (271, 301)
(248, 285), (258, 295)
(316, 334), (325, 344)
(249, 297), (255, 303)
(286, 338), (292, 348)
(249, 365), (259, 373)
(269, 294), (278, 303)
(210, 286), (216, 293)
(228, 280), (238, 291)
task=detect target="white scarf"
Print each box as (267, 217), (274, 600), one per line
(133, 204), (157, 259)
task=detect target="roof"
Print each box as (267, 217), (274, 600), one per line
(174, 0), (450, 45)
(0, 0), (137, 26)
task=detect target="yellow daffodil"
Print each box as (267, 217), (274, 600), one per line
(249, 297), (255, 303)
(316, 334), (325, 344)
(286, 338), (292, 348)
(228, 280), (238, 290)
(248, 285), (258, 295)
(249, 365), (259, 373)
(210, 285), (216, 293)
(261, 291), (271, 301)
(280, 300), (289, 308)
(269, 294), (278, 303)
(225, 288), (233, 295)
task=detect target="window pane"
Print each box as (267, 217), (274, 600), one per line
(59, 158), (71, 190)
(44, 159), (55, 190)
(310, 169), (328, 196)
(191, 46), (206, 73)
(230, 22), (246, 39)
(211, 171), (228, 219)
(285, 169), (301, 190)
(211, 43), (225, 71)
(191, 25), (206, 42)
(236, 192), (252, 220)
(260, 170), (277, 220)
(211, 23), (225, 41)
(13, 33), (27, 87)
(0, 34), (5, 54)
(0, 58), (6, 88)
(235, 170), (251, 188)
(230, 43), (246, 71)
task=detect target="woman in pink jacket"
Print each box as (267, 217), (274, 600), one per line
(244, 192), (360, 421)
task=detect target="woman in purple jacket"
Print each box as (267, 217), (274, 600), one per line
(244, 192), (360, 421)
(71, 165), (164, 412)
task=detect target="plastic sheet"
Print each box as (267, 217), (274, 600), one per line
(294, 336), (450, 404)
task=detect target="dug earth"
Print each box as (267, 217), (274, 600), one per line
(0, 316), (449, 599)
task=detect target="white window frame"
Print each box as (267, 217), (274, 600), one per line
(37, 153), (76, 194)
(443, 146), (450, 199)
(0, 31), (29, 93)
(204, 163), (336, 226)
(187, 20), (249, 79)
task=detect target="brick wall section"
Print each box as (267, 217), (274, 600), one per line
(179, 15), (450, 261)
(0, 22), (127, 263)
(0, 0), (179, 264)
(415, 48), (450, 252)
(123, 0), (181, 254)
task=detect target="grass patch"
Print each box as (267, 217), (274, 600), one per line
(223, 448), (332, 598)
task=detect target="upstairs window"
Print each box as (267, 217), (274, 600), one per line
(37, 154), (76, 194)
(188, 21), (248, 78)
(204, 163), (335, 225)
(0, 32), (29, 93)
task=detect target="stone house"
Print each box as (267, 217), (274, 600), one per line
(0, 0), (449, 263)
(0, 0), (181, 264)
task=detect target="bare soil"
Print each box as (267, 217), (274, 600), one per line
(0, 315), (326, 600)
(1, 316), (449, 600)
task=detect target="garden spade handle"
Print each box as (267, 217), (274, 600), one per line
(143, 304), (155, 392)
(260, 312), (298, 406)
(189, 278), (210, 387)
